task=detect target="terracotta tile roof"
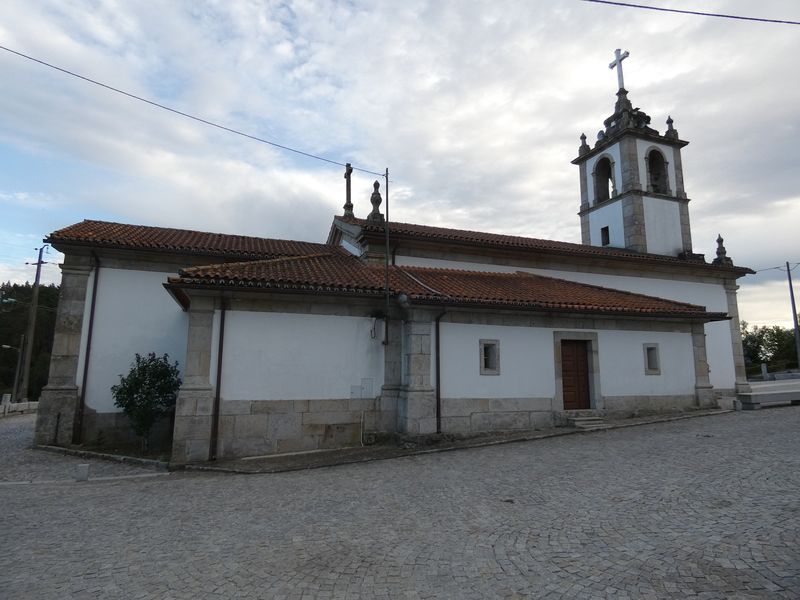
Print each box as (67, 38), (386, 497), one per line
(335, 216), (753, 274)
(171, 251), (726, 320)
(47, 220), (327, 259)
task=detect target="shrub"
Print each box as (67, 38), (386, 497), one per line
(111, 353), (181, 450)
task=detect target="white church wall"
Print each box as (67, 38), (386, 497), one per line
(219, 311), (384, 401)
(642, 196), (683, 255)
(77, 268), (188, 413)
(588, 202), (625, 248)
(636, 139), (678, 193)
(439, 322), (555, 399)
(585, 143), (622, 206)
(598, 330), (695, 396)
(395, 255), (736, 390)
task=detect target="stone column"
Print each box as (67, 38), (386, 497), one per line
(678, 202), (693, 254)
(377, 318), (402, 432)
(397, 310), (436, 435)
(621, 194), (647, 253)
(724, 280), (751, 395)
(171, 296), (216, 464)
(618, 137), (642, 193)
(35, 256), (92, 446)
(691, 323), (715, 408)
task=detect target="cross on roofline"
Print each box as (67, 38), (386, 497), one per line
(609, 48), (630, 90)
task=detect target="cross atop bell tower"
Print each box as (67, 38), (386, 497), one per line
(571, 51), (697, 258)
(609, 49), (629, 90)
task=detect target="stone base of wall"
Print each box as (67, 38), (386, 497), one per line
(216, 397), (383, 459)
(441, 397), (556, 434)
(81, 408), (173, 450)
(602, 394), (696, 417)
(35, 386), (78, 446)
(1, 401), (38, 417)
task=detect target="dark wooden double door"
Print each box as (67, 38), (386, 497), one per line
(561, 340), (590, 410)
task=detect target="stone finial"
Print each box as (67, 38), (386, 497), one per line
(712, 234), (733, 266)
(366, 180), (384, 223)
(343, 163), (354, 217)
(579, 133), (590, 156)
(665, 115), (679, 139)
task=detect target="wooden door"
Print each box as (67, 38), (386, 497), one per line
(561, 340), (590, 410)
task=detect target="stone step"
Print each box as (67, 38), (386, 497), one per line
(569, 416), (608, 430)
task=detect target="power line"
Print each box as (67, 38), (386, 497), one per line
(0, 44), (386, 177)
(581, 1), (800, 26)
(754, 262), (800, 273)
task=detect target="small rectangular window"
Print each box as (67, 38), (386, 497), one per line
(480, 339), (500, 375)
(644, 344), (660, 375)
(601, 226), (610, 246)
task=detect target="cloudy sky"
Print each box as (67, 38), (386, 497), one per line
(0, 0), (798, 328)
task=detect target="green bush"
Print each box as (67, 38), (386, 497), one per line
(112, 353), (181, 449)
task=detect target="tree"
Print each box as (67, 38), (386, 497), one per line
(741, 320), (798, 371)
(112, 353), (181, 450)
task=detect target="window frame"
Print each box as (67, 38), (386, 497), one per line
(643, 343), (661, 376)
(479, 339), (500, 376)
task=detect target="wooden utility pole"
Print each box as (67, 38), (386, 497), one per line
(19, 245), (47, 401)
(787, 262), (800, 367)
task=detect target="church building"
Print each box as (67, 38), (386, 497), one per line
(34, 54), (753, 463)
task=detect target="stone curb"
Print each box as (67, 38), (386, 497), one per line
(34, 444), (171, 471)
(184, 408), (735, 475)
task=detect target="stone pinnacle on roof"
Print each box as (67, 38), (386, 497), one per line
(579, 133), (590, 156)
(712, 234), (734, 267)
(665, 115), (679, 140)
(366, 180), (385, 224)
(343, 163), (354, 218)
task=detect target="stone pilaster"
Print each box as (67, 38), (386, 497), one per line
(671, 146), (687, 199)
(678, 201), (693, 254)
(378, 318), (402, 432)
(621, 194), (647, 253)
(35, 256), (92, 446)
(397, 311), (436, 435)
(618, 137), (642, 194)
(691, 323), (715, 407)
(171, 297), (215, 464)
(724, 280), (751, 395)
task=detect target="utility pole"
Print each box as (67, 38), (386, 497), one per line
(19, 245), (47, 402)
(787, 262), (800, 368)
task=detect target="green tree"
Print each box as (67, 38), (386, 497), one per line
(112, 353), (181, 450)
(0, 282), (59, 400)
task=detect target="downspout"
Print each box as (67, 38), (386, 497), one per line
(209, 300), (226, 461)
(434, 310), (446, 434)
(73, 251), (100, 444)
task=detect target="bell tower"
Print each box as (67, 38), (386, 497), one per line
(572, 50), (693, 257)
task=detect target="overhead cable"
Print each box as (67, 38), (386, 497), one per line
(581, 1), (800, 26)
(0, 44), (386, 177)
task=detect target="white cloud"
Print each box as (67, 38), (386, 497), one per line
(0, 0), (798, 325)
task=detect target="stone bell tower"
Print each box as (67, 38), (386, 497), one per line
(572, 50), (693, 257)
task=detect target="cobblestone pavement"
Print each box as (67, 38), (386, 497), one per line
(0, 414), (161, 483)
(2, 409), (799, 599)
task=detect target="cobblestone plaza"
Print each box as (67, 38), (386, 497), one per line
(2, 409), (798, 599)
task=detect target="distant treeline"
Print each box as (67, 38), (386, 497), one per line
(741, 320), (799, 376)
(0, 282), (60, 400)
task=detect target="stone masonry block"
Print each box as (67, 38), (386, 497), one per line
(307, 399), (349, 413)
(251, 400), (294, 414)
(471, 411), (530, 431)
(267, 412), (302, 439)
(173, 415), (212, 441)
(277, 436), (319, 454)
(220, 400), (252, 416)
(348, 397), (376, 412)
(418, 417), (437, 435)
(302, 411), (359, 426)
(234, 414), (268, 438)
(441, 416), (471, 434)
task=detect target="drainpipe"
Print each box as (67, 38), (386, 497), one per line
(209, 300), (226, 460)
(74, 252), (100, 444)
(434, 310), (446, 434)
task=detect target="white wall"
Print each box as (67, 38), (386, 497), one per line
(439, 323), (555, 399)
(77, 268), (188, 412)
(643, 196), (683, 255)
(588, 201), (625, 248)
(636, 139), (678, 193)
(395, 256), (736, 390)
(218, 311), (384, 401)
(598, 330), (695, 396)
(585, 143), (622, 206)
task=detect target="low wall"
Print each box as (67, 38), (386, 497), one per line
(1, 400), (38, 417)
(440, 397), (556, 434)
